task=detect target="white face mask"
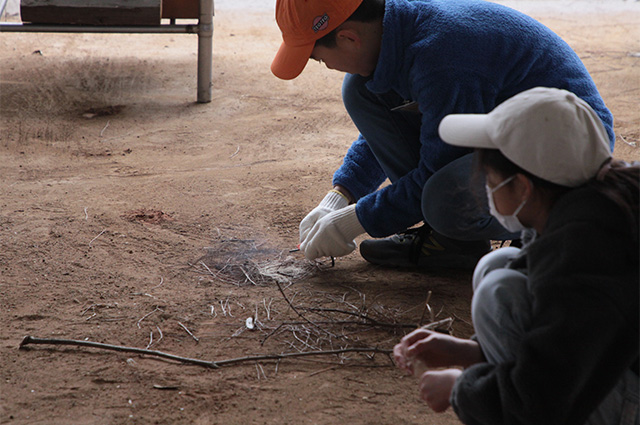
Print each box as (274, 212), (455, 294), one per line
(486, 175), (528, 233)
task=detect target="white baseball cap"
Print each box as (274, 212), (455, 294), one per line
(438, 87), (612, 187)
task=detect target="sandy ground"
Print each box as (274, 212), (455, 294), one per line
(0, 1), (639, 424)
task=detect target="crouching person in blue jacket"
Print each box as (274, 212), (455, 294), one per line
(271, 0), (615, 270)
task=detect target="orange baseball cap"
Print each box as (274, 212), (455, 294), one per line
(271, 0), (364, 80)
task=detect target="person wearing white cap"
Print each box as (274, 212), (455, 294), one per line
(393, 87), (639, 424)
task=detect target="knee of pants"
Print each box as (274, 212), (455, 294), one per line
(472, 247), (522, 292)
(471, 268), (530, 341)
(422, 161), (523, 242)
(422, 173), (459, 235)
(421, 154), (481, 239)
(422, 170), (456, 234)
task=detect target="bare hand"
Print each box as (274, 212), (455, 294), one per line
(419, 369), (461, 412)
(394, 329), (483, 374)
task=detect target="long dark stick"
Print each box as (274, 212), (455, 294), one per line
(20, 335), (220, 368)
(214, 347), (391, 366)
(19, 335), (391, 368)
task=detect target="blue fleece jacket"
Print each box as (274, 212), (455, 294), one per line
(332, 0), (615, 238)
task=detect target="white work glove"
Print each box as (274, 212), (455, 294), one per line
(300, 204), (366, 261)
(299, 190), (349, 243)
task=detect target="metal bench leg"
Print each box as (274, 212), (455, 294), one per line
(197, 0), (213, 103)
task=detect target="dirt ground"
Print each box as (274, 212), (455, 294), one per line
(0, 2), (638, 424)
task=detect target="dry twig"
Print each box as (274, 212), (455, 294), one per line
(149, 277), (164, 290)
(420, 317), (454, 332)
(418, 291), (434, 326)
(100, 120), (110, 137)
(19, 336), (391, 369)
(274, 280), (336, 339)
(178, 322), (199, 343)
(88, 229), (107, 247)
(137, 306), (161, 329)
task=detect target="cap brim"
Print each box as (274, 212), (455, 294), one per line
(438, 114), (496, 149)
(271, 41), (314, 80)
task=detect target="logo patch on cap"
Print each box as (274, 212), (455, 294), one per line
(312, 14), (329, 33)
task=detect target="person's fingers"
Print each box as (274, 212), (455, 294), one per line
(407, 336), (430, 357)
(405, 330), (436, 357)
(300, 224), (320, 260)
(401, 328), (433, 346)
(393, 343), (410, 372)
(419, 370), (456, 413)
(299, 210), (321, 242)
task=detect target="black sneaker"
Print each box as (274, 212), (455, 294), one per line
(359, 225), (490, 270)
